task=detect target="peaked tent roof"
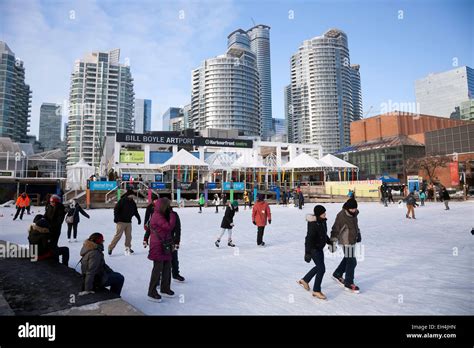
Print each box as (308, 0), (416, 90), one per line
(282, 153), (326, 170)
(320, 154), (357, 169)
(231, 155), (266, 169)
(160, 149), (208, 170)
(67, 158), (94, 169)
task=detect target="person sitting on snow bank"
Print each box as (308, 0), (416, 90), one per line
(28, 214), (69, 266)
(79, 232), (124, 296)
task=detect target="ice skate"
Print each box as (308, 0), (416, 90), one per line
(160, 290), (175, 298)
(312, 291), (327, 300)
(298, 279), (310, 291)
(227, 240), (235, 247)
(332, 274), (345, 287)
(344, 284), (360, 294)
(215, 240), (220, 248)
(147, 294), (162, 302)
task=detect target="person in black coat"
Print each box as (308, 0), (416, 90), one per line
(44, 194), (66, 248)
(298, 205), (331, 300)
(65, 200), (90, 242)
(298, 191), (304, 209)
(108, 190), (141, 255)
(215, 201), (238, 248)
(440, 186), (451, 210)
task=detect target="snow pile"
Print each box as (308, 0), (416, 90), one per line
(1, 201), (473, 315)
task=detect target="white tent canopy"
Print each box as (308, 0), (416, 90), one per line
(282, 153), (326, 170)
(231, 154), (266, 169)
(320, 154), (357, 169)
(160, 149), (209, 171)
(66, 158), (95, 190)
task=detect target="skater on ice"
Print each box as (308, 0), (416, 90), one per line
(198, 193), (205, 213)
(147, 197), (177, 302)
(298, 205), (331, 300)
(44, 194), (66, 248)
(243, 190), (250, 210)
(405, 191), (418, 219)
(419, 190), (426, 206)
(252, 194), (271, 246)
(64, 199), (90, 242)
(440, 186), (451, 210)
(109, 189), (141, 255)
(215, 200), (239, 248)
(13, 192), (30, 221)
(212, 193), (220, 213)
(329, 198), (361, 294)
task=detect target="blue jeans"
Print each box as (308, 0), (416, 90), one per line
(103, 271), (125, 296)
(302, 249), (325, 292)
(334, 245), (357, 286)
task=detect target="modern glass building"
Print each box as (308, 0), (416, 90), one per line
(162, 107), (184, 131)
(134, 98), (152, 133)
(290, 29), (362, 155)
(246, 25), (273, 140)
(415, 66), (474, 118)
(284, 84), (293, 142)
(459, 99), (474, 121)
(271, 117), (287, 142)
(0, 41), (32, 143)
(39, 102), (62, 151)
(67, 49), (134, 168)
(191, 32), (260, 136)
(425, 123), (474, 156)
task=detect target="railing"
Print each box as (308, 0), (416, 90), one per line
(105, 181), (150, 204)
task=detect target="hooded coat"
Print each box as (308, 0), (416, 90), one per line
(65, 202), (90, 224)
(148, 199), (176, 261)
(305, 215), (330, 252)
(330, 205), (360, 246)
(80, 240), (113, 292)
(28, 223), (53, 259)
(252, 200), (271, 227)
(221, 204), (237, 229)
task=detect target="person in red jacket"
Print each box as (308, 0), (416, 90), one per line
(13, 192), (30, 221)
(147, 197), (176, 302)
(252, 193), (271, 246)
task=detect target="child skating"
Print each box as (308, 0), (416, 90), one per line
(215, 200), (239, 247)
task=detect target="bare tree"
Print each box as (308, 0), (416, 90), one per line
(406, 155), (450, 184)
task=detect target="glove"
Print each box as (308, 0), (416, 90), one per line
(268, 220), (272, 224)
(304, 253), (311, 263)
(328, 242), (337, 253)
(356, 232), (361, 243)
(253, 221), (256, 225)
(78, 291), (95, 296)
(174, 244), (180, 250)
(230, 223), (234, 227)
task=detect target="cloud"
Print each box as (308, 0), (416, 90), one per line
(0, 0), (239, 135)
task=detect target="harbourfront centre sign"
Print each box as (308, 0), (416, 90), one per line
(116, 133), (253, 149)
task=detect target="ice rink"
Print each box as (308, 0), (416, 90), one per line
(1, 200), (473, 315)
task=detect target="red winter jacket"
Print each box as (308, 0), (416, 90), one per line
(148, 199), (176, 261)
(252, 201), (271, 227)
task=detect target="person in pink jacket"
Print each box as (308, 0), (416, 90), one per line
(147, 197), (176, 302)
(252, 194), (272, 246)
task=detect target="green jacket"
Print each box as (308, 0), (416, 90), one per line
(199, 196), (205, 205)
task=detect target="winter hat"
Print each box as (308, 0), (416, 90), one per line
(231, 200), (238, 207)
(33, 214), (44, 224)
(344, 198), (358, 210)
(313, 205), (326, 217)
(89, 232), (104, 244)
(151, 193), (159, 201)
(36, 218), (49, 229)
(125, 189), (135, 197)
(257, 193), (265, 201)
(50, 194), (61, 203)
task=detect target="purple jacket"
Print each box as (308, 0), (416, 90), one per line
(148, 199), (176, 261)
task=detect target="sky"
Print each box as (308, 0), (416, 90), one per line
(1, 0), (473, 137)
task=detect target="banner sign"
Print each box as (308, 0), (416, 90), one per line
(449, 162), (459, 186)
(179, 182), (193, 190)
(155, 174), (163, 182)
(223, 182), (245, 190)
(89, 181), (118, 191)
(151, 182), (166, 190)
(116, 133), (253, 149)
(122, 174), (130, 181)
(0, 170), (13, 177)
(205, 182), (217, 190)
(120, 150), (145, 163)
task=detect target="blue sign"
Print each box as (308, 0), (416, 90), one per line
(122, 174), (130, 181)
(155, 174), (163, 182)
(90, 181), (118, 191)
(223, 182), (245, 190)
(151, 182), (166, 190)
(206, 182), (217, 189)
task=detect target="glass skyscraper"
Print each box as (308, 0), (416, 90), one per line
(134, 98), (152, 133)
(290, 29), (362, 155)
(415, 66), (474, 118)
(67, 49), (134, 168)
(191, 30), (260, 136)
(0, 41), (32, 143)
(39, 102), (62, 151)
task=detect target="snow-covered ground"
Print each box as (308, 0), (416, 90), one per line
(1, 201), (473, 315)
